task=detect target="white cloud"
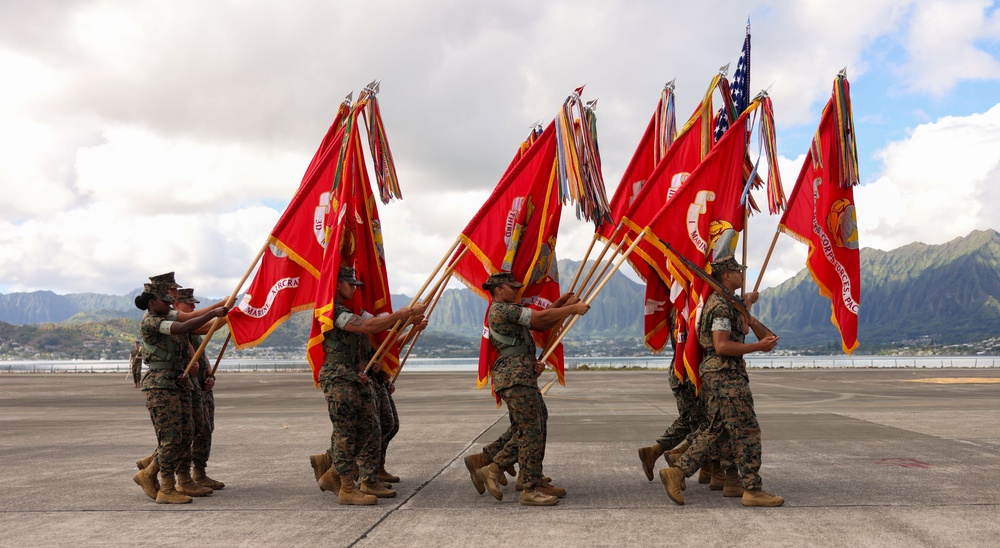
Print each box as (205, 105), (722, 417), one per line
(902, 0), (1000, 95)
(856, 104), (1000, 249)
(1, 0), (999, 300)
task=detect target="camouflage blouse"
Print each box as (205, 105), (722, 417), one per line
(139, 311), (188, 390)
(319, 302), (370, 384)
(697, 291), (747, 376)
(487, 301), (537, 392)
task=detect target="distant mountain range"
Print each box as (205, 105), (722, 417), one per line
(1, 229), (998, 358)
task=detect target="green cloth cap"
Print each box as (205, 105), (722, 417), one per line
(482, 272), (523, 291)
(709, 257), (747, 274)
(338, 266), (363, 286)
(176, 288), (200, 304)
(149, 272), (181, 289)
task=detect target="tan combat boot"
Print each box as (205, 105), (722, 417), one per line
(135, 449), (157, 471)
(176, 469), (213, 497)
(132, 459), (160, 500)
(698, 460), (714, 484)
(156, 474), (193, 504)
(378, 467), (400, 483)
(475, 463), (504, 501)
(514, 474), (552, 491)
(666, 440), (690, 467)
(500, 464), (515, 486)
(338, 480), (377, 506)
(535, 481), (567, 498)
(465, 453), (488, 495)
(309, 453), (332, 481)
(360, 479), (397, 498)
(742, 488), (784, 507)
(659, 467), (686, 506)
(193, 467), (225, 490)
(638, 444), (664, 481)
(709, 461), (726, 491)
(318, 467), (342, 493)
(722, 469), (744, 497)
(519, 488), (559, 506)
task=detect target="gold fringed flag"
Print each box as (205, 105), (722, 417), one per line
(450, 121), (564, 394)
(307, 92), (403, 384)
(227, 100), (351, 348)
(643, 101), (759, 389)
(778, 72), (860, 354)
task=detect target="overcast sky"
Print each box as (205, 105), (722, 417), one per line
(2, 0), (1000, 299)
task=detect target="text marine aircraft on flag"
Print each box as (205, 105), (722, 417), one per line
(221, 82), (413, 386)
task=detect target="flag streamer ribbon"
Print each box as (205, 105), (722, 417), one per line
(833, 73), (860, 188)
(554, 88), (611, 227)
(359, 83), (402, 203)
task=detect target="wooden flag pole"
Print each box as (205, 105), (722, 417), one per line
(741, 207), (749, 295)
(391, 260), (458, 382)
(567, 234), (599, 293)
(753, 229), (781, 293)
(182, 241), (269, 378)
(209, 332), (232, 377)
(540, 231), (646, 364)
(364, 244), (468, 374)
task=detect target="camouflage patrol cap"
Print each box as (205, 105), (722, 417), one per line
(482, 272), (523, 290)
(149, 272), (181, 289)
(338, 266), (363, 286)
(146, 282), (175, 302)
(709, 257), (747, 274)
(177, 288), (200, 304)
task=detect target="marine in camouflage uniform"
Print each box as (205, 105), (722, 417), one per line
(658, 257), (784, 507)
(315, 266), (424, 505)
(176, 288), (225, 491)
(129, 341), (143, 388)
(637, 309), (711, 481)
(372, 367), (401, 482)
(471, 272), (589, 506)
(132, 277), (228, 504)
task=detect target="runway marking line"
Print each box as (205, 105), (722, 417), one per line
(904, 378), (1000, 384)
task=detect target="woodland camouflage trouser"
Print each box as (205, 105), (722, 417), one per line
(675, 367), (763, 490)
(375, 381), (398, 469)
(493, 384), (547, 489)
(656, 371), (708, 451)
(145, 388), (193, 476)
(322, 376), (380, 482)
(191, 388), (214, 469)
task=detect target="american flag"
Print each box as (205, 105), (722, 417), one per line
(714, 22), (751, 141)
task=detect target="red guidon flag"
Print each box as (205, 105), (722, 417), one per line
(643, 102), (756, 389)
(306, 108), (401, 383)
(779, 73), (860, 354)
(227, 103), (350, 348)
(610, 77), (723, 354)
(450, 122), (565, 393)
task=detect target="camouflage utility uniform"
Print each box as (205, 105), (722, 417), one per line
(130, 346), (143, 386)
(675, 291), (762, 490)
(655, 311), (708, 451)
(187, 333), (214, 471)
(140, 311), (194, 477)
(487, 301), (548, 490)
(372, 370), (399, 472)
(320, 303), (381, 482)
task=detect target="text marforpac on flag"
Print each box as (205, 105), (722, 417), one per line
(779, 74), (860, 354)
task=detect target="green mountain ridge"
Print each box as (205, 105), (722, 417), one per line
(2, 229), (998, 358)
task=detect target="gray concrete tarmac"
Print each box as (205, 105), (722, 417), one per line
(1, 368), (999, 547)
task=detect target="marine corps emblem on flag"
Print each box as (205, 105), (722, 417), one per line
(827, 197), (858, 249)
